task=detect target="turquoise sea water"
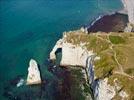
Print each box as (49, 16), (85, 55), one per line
(0, 0), (123, 99)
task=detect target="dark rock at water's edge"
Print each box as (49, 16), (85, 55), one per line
(88, 13), (128, 33)
(2, 59), (91, 100)
(53, 66), (92, 100)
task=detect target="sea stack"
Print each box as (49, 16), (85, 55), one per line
(26, 59), (41, 85)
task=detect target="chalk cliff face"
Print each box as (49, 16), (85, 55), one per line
(87, 55), (116, 100)
(122, 0), (134, 24)
(94, 78), (116, 100)
(87, 54), (130, 100)
(50, 31), (93, 67)
(26, 59), (41, 85)
(50, 30), (134, 100)
(50, 39), (63, 60)
(50, 30), (116, 100)
(60, 42), (93, 67)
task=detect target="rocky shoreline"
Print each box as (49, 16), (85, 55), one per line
(88, 13), (128, 33)
(87, 0), (134, 33)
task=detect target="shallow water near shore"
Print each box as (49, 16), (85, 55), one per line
(0, 0), (123, 99)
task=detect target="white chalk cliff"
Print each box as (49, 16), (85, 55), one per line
(50, 33), (93, 67)
(86, 55), (116, 100)
(26, 59), (41, 85)
(50, 32), (116, 100)
(94, 78), (116, 100)
(50, 39), (63, 60)
(60, 43), (94, 67)
(122, 0), (134, 24)
(50, 30), (132, 100)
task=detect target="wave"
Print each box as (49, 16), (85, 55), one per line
(16, 78), (25, 87)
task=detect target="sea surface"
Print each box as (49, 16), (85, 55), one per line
(0, 0), (123, 100)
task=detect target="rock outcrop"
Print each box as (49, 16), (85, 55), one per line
(26, 59), (41, 85)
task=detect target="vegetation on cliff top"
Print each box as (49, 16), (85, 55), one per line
(65, 30), (134, 99)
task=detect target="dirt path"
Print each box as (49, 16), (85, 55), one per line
(96, 34), (134, 78)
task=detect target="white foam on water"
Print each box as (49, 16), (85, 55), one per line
(16, 78), (25, 87)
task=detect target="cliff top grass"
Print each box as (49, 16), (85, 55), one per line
(64, 30), (134, 77)
(64, 29), (134, 99)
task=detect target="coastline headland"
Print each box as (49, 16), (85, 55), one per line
(2, 0), (134, 100)
(50, 29), (134, 100)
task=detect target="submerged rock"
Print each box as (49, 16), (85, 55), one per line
(26, 59), (41, 85)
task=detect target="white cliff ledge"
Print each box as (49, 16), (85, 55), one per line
(26, 59), (42, 85)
